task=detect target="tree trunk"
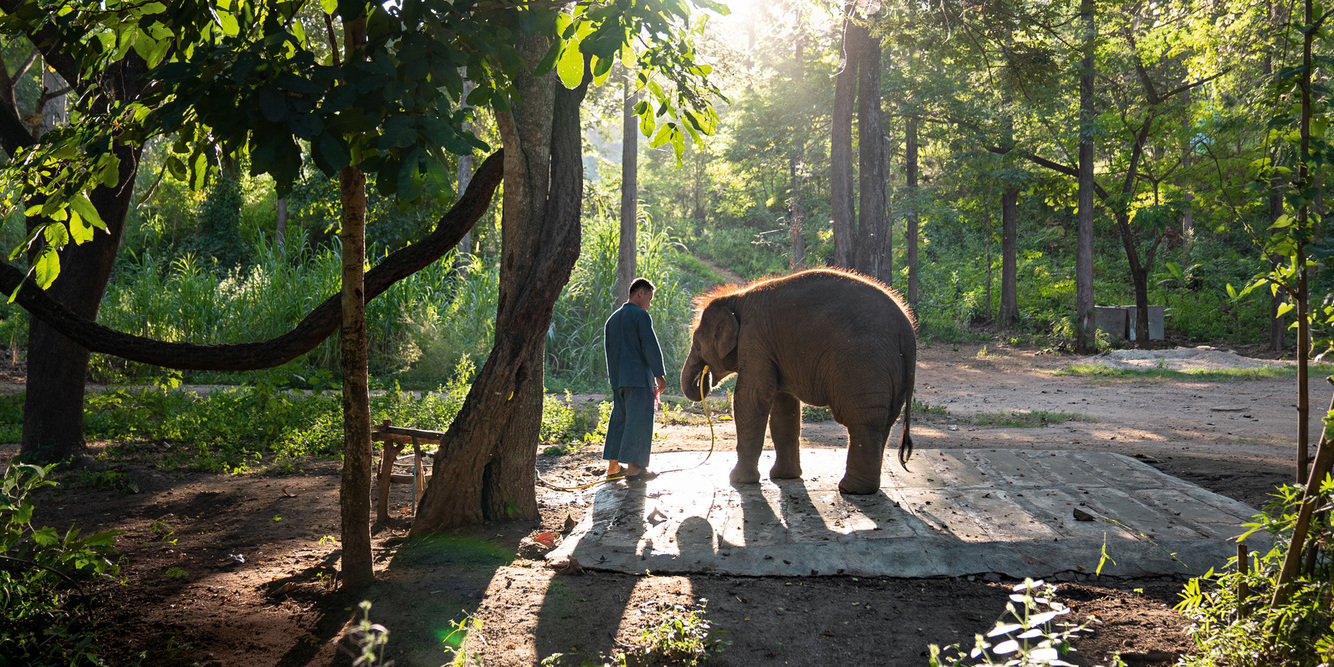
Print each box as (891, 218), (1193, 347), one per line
(338, 162), (373, 590)
(1000, 186), (1019, 325)
(335, 14), (373, 592)
(856, 29), (886, 280)
(905, 115), (919, 304)
(412, 36), (589, 533)
(21, 147), (140, 463)
(789, 152), (804, 270)
(457, 79), (477, 264)
(617, 71), (638, 304)
(831, 13), (858, 269)
(1075, 0), (1097, 352)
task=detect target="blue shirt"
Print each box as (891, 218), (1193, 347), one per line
(604, 302), (666, 388)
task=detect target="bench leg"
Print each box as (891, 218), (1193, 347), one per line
(376, 441), (404, 523)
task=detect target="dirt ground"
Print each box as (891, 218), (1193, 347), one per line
(4, 342), (1317, 666)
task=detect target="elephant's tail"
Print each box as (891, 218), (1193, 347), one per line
(897, 370), (915, 470)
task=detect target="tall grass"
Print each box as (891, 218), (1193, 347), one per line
(95, 212), (701, 390)
(549, 212), (696, 390)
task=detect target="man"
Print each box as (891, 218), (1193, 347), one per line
(603, 277), (668, 481)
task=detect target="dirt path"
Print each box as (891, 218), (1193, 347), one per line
(8, 343), (1314, 666)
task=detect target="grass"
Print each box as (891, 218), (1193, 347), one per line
(1055, 363), (1330, 382)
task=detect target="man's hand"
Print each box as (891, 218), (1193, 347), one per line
(655, 376), (667, 393)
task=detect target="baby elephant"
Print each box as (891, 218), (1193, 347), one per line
(680, 268), (917, 494)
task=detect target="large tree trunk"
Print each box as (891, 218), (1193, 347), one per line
(412, 36), (588, 533)
(831, 13), (858, 269)
(1000, 186), (1019, 325)
(855, 28), (886, 280)
(617, 71), (638, 303)
(21, 140), (140, 463)
(905, 115), (919, 304)
(1075, 0), (1097, 352)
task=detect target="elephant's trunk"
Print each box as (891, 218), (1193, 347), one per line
(681, 357), (710, 402)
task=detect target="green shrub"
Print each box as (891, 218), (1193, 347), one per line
(1, 463), (122, 664)
(1175, 479), (1334, 666)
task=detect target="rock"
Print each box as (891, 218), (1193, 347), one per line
(548, 557), (583, 575)
(517, 536), (554, 559)
(1073, 508), (1096, 522)
(982, 573), (1001, 582)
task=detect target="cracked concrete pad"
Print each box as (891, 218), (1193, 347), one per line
(545, 449), (1266, 579)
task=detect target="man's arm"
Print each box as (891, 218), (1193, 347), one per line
(637, 310), (667, 389)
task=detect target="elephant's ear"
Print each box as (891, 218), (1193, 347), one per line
(707, 304), (739, 361)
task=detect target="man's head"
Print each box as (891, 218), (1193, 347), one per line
(628, 278), (655, 309)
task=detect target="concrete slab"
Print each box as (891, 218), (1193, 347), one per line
(546, 449), (1265, 579)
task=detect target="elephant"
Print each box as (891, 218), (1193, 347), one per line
(680, 268), (916, 494)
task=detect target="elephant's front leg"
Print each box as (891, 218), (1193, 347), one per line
(768, 392), (802, 479)
(729, 379), (772, 486)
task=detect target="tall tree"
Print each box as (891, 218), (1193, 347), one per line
(1075, 0), (1096, 352)
(856, 27), (888, 280)
(617, 69), (638, 303)
(831, 12), (859, 268)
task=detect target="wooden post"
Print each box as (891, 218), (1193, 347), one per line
(376, 419), (403, 522)
(413, 437), (425, 510)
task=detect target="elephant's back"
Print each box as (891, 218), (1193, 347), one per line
(750, 269), (914, 339)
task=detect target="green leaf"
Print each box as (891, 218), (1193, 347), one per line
(1225, 283), (1239, 300)
(31, 526), (59, 546)
(69, 211), (94, 244)
(34, 245), (59, 290)
(1277, 301), (1295, 318)
(313, 132), (351, 175)
(68, 193), (106, 232)
(258, 86), (287, 122)
(557, 41), (585, 89)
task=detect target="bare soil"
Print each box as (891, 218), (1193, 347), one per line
(4, 342), (1314, 666)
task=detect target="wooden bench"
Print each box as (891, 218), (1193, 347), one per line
(371, 419), (442, 522)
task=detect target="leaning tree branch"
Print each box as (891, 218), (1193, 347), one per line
(0, 150), (504, 371)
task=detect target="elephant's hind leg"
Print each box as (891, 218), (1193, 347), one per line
(768, 392), (802, 479)
(838, 423), (889, 494)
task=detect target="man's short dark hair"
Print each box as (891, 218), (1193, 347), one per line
(629, 278), (655, 295)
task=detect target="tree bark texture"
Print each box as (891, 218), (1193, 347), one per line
(906, 115), (919, 304)
(831, 14), (859, 269)
(0, 152), (504, 372)
(855, 28), (887, 281)
(1075, 0), (1096, 352)
(617, 73), (638, 304)
(337, 163), (374, 590)
(412, 37), (589, 533)
(1000, 186), (1019, 325)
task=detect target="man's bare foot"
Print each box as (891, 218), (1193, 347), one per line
(624, 463), (642, 477)
(606, 461), (623, 477)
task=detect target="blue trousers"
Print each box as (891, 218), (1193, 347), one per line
(603, 386), (655, 467)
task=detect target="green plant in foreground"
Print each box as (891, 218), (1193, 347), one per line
(1, 463), (122, 664)
(637, 598), (724, 666)
(1175, 478), (1334, 667)
(345, 600), (391, 667)
(929, 579), (1120, 667)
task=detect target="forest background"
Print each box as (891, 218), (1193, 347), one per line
(1, 0), (1320, 407)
